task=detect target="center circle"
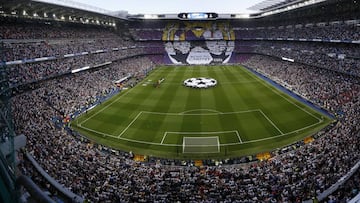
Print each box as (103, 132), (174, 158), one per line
(183, 77), (217, 89)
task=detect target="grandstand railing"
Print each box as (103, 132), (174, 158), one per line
(349, 192), (360, 203)
(25, 152), (84, 203)
(317, 161), (360, 202)
(16, 175), (55, 203)
(0, 150), (17, 203)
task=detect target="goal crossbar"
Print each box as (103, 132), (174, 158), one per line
(182, 136), (220, 154)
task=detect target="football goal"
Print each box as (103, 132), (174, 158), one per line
(182, 136), (220, 154)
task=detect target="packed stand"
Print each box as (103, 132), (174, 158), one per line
(10, 52), (359, 202)
(0, 20), (128, 61)
(3, 38), (135, 62)
(129, 29), (163, 41)
(7, 48), (146, 87)
(248, 41), (360, 77)
(234, 21), (360, 41)
(324, 170), (360, 202)
(244, 55), (359, 200)
(0, 20), (116, 40)
(1, 20), (153, 87)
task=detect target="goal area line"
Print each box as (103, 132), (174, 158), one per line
(118, 109), (281, 140)
(74, 107), (326, 147)
(162, 130), (242, 145)
(182, 136), (220, 154)
(74, 118), (324, 147)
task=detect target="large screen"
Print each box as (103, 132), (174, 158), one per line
(178, 12), (218, 20)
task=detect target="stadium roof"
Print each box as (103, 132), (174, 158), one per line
(248, 0), (300, 11)
(37, 0), (265, 14)
(0, 0), (333, 22)
(36, 0), (328, 16)
(0, 0), (123, 26)
(34, 0), (112, 15)
(248, 0), (327, 12)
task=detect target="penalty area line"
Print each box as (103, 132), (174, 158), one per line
(79, 87), (136, 126)
(79, 68), (163, 126)
(76, 124), (180, 146)
(221, 119), (324, 146)
(75, 119), (324, 147)
(243, 67), (323, 122)
(161, 132), (168, 144)
(117, 112), (143, 138)
(258, 109), (284, 135)
(235, 130), (243, 143)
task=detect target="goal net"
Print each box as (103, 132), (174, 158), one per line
(182, 136), (220, 154)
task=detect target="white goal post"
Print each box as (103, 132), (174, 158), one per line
(182, 136), (220, 154)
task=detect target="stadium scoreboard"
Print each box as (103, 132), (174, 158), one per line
(178, 12), (218, 20)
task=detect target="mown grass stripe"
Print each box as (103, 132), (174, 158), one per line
(126, 67), (184, 144)
(70, 65), (333, 159)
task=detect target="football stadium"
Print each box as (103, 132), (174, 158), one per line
(0, 0), (359, 202)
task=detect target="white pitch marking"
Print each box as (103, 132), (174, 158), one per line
(258, 109), (284, 135)
(235, 130), (243, 143)
(80, 87), (135, 125)
(242, 67), (323, 122)
(117, 112), (143, 137)
(162, 130), (242, 145)
(180, 109), (222, 114)
(75, 119), (324, 147)
(161, 132), (168, 144)
(222, 119), (324, 146)
(165, 130), (239, 135)
(79, 68), (162, 126)
(216, 136), (221, 153)
(141, 109), (259, 116)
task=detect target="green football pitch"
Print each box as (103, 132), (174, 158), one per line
(71, 65), (333, 159)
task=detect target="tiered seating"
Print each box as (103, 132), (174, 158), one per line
(234, 21), (360, 41)
(1, 21), (146, 86)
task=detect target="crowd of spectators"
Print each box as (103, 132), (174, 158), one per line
(240, 41), (360, 58)
(240, 41), (360, 77)
(0, 22), (151, 88)
(3, 38), (134, 62)
(2, 12), (359, 202)
(42, 57), (152, 116)
(128, 20), (360, 42)
(324, 170), (360, 202)
(243, 55), (359, 118)
(7, 47), (148, 87)
(10, 53), (359, 202)
(234, 22), (359, 41)
(0, 20), (153, 88)
(0, 20), (117, 40)
(244, 55), (360, 201)
(129, 28), (163, 41)
(129, 22), (360, 76)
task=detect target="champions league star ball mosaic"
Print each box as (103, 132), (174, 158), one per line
(163, 22), (235, 65)
(183, 77), (217, 88)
